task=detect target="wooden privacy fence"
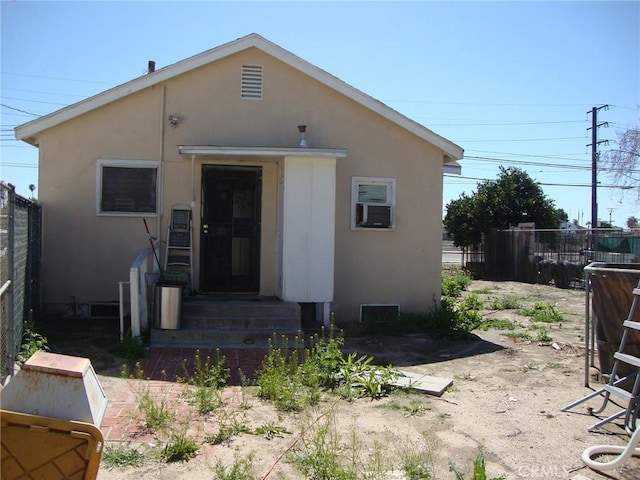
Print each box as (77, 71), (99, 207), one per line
(481, 228), (640, 287)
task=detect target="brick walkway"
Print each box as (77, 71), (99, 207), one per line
(99, 347), (268, 443)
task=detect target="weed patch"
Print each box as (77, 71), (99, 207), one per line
(520, 302), (563, 323)
(441, 270), (473, 297)
(120, 330), (145, 362)
(213, 452), (256, 480)
(449, 452), (506, 480)
(161, 429), (199, 462)
(16, 316), (49, 365)
(489, 295), (522, 310)
(101, 444), (146, 469)
(204, 412), (250, 446)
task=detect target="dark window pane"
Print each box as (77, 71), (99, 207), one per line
(101, 166), (157, 213)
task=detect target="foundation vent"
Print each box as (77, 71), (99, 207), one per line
(241, 65), (263, 99)
(360, 304), (400, 324)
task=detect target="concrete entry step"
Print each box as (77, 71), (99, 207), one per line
(151, 296), (301, 348)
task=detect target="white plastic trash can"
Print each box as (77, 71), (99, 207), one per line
(155, 284), (182, 329)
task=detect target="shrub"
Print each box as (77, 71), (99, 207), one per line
(489, 295), (522, 310)
(256, 341), (320, 412)
(16, 325), (49, 365)
(442, 270), (473, 298)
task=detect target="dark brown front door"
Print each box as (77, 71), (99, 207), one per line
(200, 166), (261, 293)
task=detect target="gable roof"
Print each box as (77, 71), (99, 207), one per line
(15, 33), (463, 161)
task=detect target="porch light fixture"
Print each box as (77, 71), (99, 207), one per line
(168, 115), (182, 127)
(298, 124), (308, 148)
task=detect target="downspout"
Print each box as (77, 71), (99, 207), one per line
(191, 154), (196, 208)
(157, 85), (166, 244)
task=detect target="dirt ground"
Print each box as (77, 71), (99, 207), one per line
(40, 280), (640, 479)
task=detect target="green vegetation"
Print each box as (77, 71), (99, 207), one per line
(477, 319), (516, 331)
(213, 453), (256, 480)
(139, 391), (173, 432)
(103, 274), (516, 478)
(288, 410), (371, 480)
(449, 452), (506, 480)
(16, 314), (49, 365)
(444, 166), (559, 250)
(403, 400), (431, 417)
(121, 330), (145, 362)
(253, 422), (292, 439)
(505, 331), (532, 341)
(204, 412), (250, 446)
(442, 270), (473, 297)
(256, 326), (401, 410)
(101, 444), (146, 469)
(161, 429), (199, 462)
(519, 302), (563, 323)
(533, 326), (553, 343)
(179, 349), (229, 415)
(488, 295), (522, 311)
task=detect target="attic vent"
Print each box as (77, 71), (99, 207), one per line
(241, 65), (263, 99)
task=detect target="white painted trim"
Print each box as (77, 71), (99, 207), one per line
(444, 163), (462, 175)
(351, 176), (396, 230)
(15, 34), (463, 160)
(178, 145), (348, 159)
(96, 159), (160, 216)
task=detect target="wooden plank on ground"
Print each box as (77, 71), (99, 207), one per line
(392, 370), (453, 396)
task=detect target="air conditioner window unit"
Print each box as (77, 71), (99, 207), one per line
(356, 203), (392, 228)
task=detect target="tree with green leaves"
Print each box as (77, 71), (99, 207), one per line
(556, 208), (569, 222)
(444, 166), (559, 249)
(443, 193), (483, 251)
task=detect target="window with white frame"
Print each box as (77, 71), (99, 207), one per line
(351, 177), (396, 229)
(97, 160), (159, 215)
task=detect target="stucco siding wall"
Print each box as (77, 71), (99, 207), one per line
(36, 46), (445, 321)
(38, 88), (162, 309)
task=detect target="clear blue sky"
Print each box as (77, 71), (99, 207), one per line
(2, 1), (638, 227)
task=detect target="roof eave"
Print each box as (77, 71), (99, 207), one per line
(15, 35), (258, 141)
(14, 33), (464, 160)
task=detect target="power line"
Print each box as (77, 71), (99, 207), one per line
(458, 136), (585, 143)
(385, 99), (602, 108)
(0, 162), (38, 167)
(421, 120), (586, 127)
(2, 87), (88, 98)
(0, 104), (40, 116)
(1, 71), (115, 85)
(463, 156), (592, 171)
(466, 149), (589, 162)
(2, 96), (68, 107)
(443, 174), (628, 189)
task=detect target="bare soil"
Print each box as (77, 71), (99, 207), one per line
(41, 280), (640, 479)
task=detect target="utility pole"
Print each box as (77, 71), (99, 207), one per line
(587, 105), (609, 232)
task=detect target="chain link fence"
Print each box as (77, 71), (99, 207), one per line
(1, 183), (42, 384)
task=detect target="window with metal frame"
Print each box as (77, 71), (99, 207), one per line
(96, 160), (159, 215)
